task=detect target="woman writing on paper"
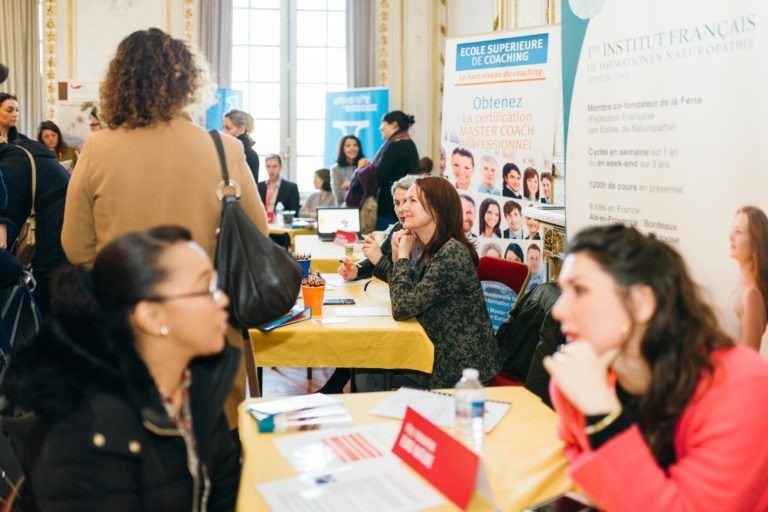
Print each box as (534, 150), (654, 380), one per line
(355, 176), (500, 391)
(1, 226), (240, 510)
(324, 175), (418, 394)
(37, 120), (77, 170)
(338, 175), (418, 283)
(728, 206), (768, 354)
(544, 225), (768, 511)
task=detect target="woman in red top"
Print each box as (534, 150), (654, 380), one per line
(544, 224), (768, 511)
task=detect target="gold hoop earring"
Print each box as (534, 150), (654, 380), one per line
(159, 326), (169, 337)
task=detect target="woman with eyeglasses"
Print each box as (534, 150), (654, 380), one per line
(1, 225), (240, 511)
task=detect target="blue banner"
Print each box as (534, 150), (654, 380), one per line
(456, 34), (549, 71)
(324, 88), (389, 167)
(205, 88), (242, 131)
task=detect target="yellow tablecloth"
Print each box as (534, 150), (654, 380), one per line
(294, 234), (364, 273)
(248, 277), (434, 373)
(237, 387), (574, 511)
(268, 224), (317, 252)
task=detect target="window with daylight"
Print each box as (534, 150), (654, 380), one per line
(231, 0), (347, 193)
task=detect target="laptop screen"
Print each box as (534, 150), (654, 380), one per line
(316, 207), (361, 239)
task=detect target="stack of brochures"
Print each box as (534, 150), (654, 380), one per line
(255, 305), (311, 332)
(246, 393), (353, 433)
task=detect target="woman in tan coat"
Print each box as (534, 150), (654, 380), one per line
(62, 28), (267, 427)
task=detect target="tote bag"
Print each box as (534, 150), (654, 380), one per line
(209, 130), (302, 328)
(9, 145), (37, 267)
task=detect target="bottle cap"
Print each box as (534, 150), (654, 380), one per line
(462, 368), (479, 380)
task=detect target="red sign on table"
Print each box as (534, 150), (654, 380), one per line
(392, 407), (488, 510)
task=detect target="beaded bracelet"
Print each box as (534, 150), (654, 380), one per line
(584, 407), (623, 435)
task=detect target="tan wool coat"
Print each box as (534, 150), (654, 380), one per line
(62, 116), (268, 426)
(62, 116), (266, 264)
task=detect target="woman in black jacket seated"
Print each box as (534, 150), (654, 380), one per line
(320, 175), (419, 394)
(0, 226), (240, 511)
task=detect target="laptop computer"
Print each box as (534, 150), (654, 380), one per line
(316, 207), (361, 241)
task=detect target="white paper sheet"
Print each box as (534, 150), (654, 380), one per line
(273, 422), (400, 473)
(370, 387), (511, 433)
(335, 306), (390, 317)
(256, 458), (446, 512)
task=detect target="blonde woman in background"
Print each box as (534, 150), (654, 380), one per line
(729, 206), (768, 354)
(223, 109), (259, 183)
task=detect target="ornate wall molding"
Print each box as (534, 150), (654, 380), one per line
(182, 0), (195, 44)
(377, 0), (390, 86)
(44, 0), (58, 119)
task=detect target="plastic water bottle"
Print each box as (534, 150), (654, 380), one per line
(275, 201), (285, 226)
(454, 368), (485, 452)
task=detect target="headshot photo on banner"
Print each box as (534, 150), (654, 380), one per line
(562, 0), (768, 355)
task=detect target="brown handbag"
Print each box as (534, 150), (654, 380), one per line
(10, 145), (37, 267)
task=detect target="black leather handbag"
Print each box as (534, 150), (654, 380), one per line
(209, 130), (302, 329)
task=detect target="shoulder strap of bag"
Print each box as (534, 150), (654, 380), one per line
(14, 145), (37, 217)
(209, 130), (241, 200)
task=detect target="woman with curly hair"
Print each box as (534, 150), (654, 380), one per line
(544, 225), (768, 511)
(62, 28), (267, 426)
(37, 120), (77, 169)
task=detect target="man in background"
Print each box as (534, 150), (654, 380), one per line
(0, 63), (8, 84)
(502, 162), (523, 199)
(460, 193), (477, 242)
(503, 200), (523, 238)
(257, 153), (300, 215)
(527, 244), (543, 289)
(477, 154), (500, 195)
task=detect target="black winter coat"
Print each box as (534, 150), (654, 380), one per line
(0, 132), (69, 270)
(0, 314), (241, 511)
(236, 132), (259, 184)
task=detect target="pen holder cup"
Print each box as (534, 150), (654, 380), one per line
(297, 259), (311, 277)
(302, 285), (325, 317)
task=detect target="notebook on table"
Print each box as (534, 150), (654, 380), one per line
(370, 387), (511, 433)
(316, 207), (361, 241)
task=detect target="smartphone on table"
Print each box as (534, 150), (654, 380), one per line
(323, 298), (356, 305)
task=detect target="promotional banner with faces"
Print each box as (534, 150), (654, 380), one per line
(442, 26), (561, 289)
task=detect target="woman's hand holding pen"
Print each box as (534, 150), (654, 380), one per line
(337, 258), (358, 281)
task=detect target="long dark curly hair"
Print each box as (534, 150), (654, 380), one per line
(567, 224), (733, 468)
(100, 28), (207, 129)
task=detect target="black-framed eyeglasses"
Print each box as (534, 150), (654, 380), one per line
(143, 272), (222, 303)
